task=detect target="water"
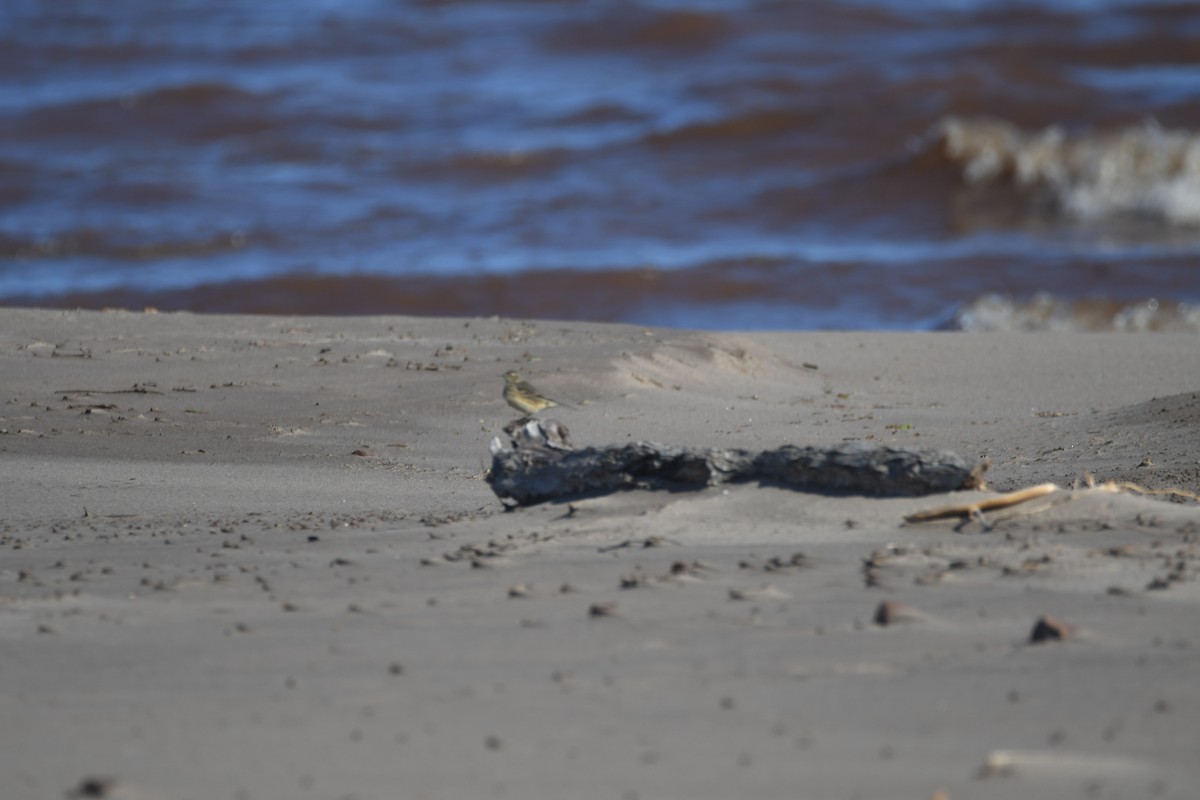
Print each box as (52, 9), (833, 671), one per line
(2, 0), (1199, 330)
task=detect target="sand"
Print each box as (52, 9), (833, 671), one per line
(2, 307), (1199, 800)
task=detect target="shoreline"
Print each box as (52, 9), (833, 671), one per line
(2, 307), (1199, 800)
(4, 274), (1199, 334)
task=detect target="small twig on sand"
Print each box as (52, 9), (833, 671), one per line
(1090, 480), (1200, 503)
(907, 477), (1199, 528)
(905, 483), (1060, 524)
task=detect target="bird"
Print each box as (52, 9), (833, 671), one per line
(503, 370), (566, 416)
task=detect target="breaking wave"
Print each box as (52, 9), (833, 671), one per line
(949, 293), (1200, 333)
(922, 116), (1200, 226)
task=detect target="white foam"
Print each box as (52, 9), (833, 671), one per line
(951, 292), (1200, 332)
(925, 116), (1200, 225)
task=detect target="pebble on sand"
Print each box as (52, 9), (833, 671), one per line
(873, 600), (917, 627)
(1029, 614), (1074, 643)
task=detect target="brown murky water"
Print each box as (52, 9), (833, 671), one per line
(2, 1), (1199, 329)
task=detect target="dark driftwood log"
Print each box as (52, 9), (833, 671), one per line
(488, 419), (980, 507)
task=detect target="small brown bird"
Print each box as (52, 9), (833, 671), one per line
(503, 370), (565, 416)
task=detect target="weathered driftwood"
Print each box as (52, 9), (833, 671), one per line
(905, 483), (1059, 523)
(488, 419), (981, 507)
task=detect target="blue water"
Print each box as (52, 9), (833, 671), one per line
(1, 0), (1199, 328)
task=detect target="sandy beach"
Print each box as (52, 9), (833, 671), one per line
(2, 307), (1199, 800)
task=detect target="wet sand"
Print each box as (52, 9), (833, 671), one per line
(2, 307), (1199, 800)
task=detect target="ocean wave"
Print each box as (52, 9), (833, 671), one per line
(543, 9), (732, 53)
(0, 228), (256, 264)
(8, 258), (1197, 334)
(645, 107), (812, 147)
(921, 116), (1200, 225)
(14, 81), (277, 142)
(948, 293), (1200, 333)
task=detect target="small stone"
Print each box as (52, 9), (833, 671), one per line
(873, 600), (916, 627)
(68, 777), (116, 798)
(619, 573), (648, 589)
(1029, 614), (1073, 643)
(589, 602), (618, 618)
